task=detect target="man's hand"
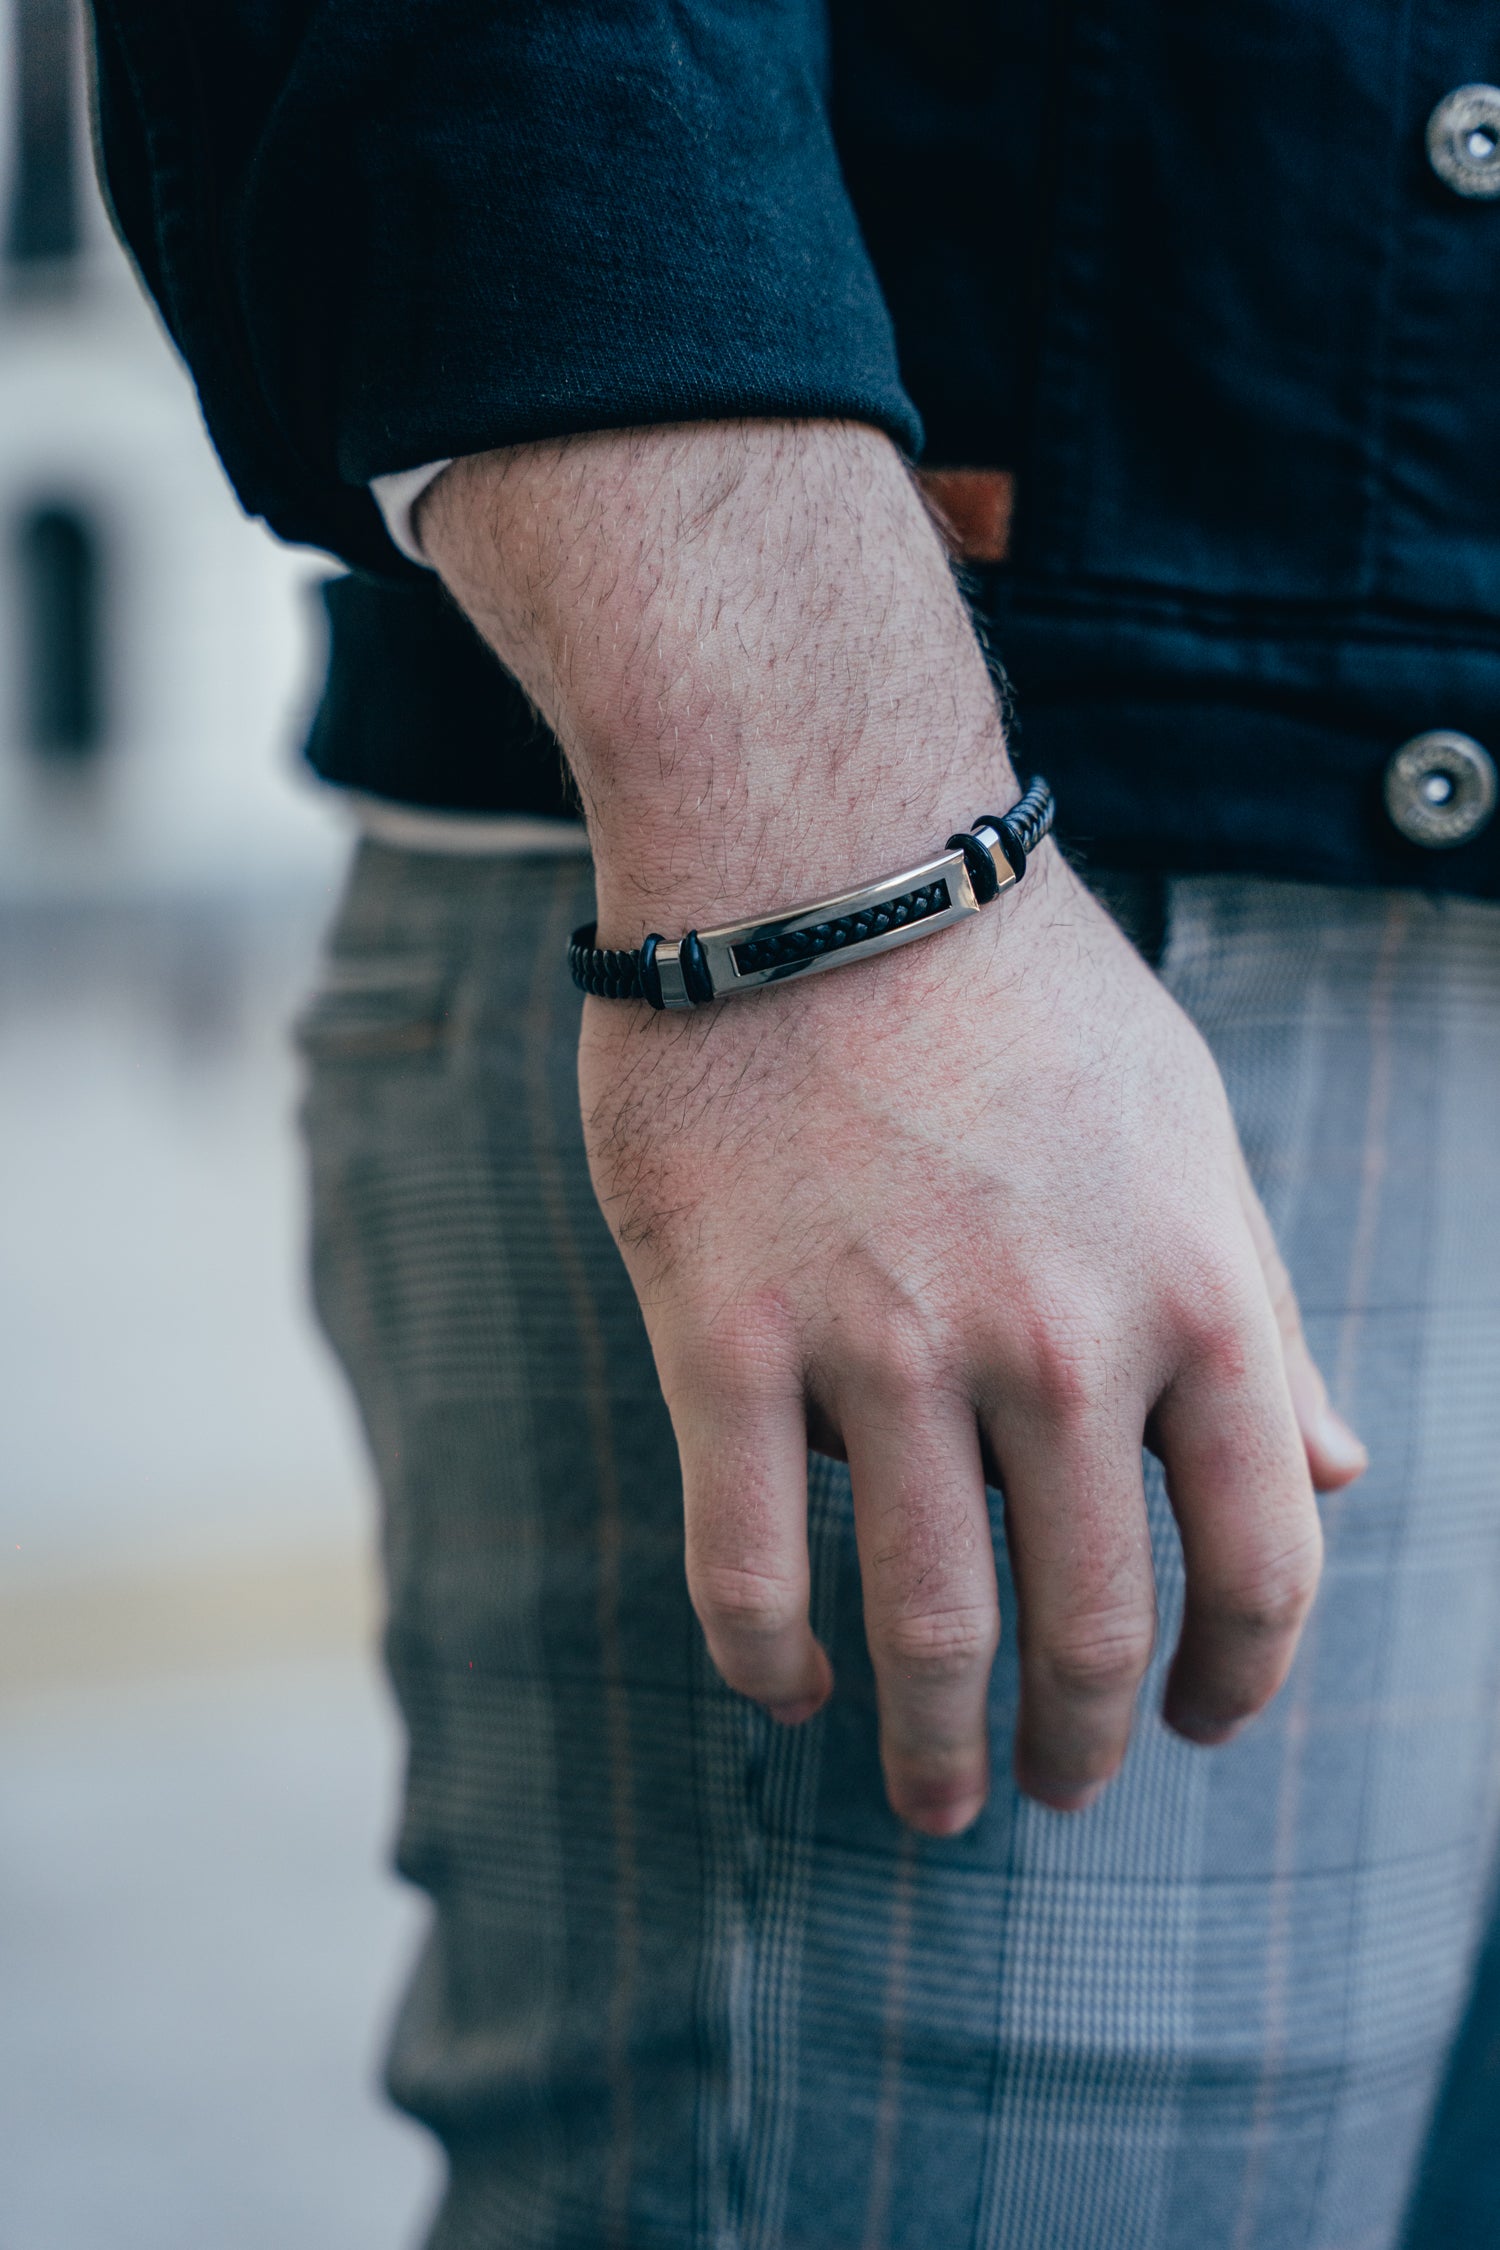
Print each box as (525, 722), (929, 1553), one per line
(420, 420), (1366, 1834)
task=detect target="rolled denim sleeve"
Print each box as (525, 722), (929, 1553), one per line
(90, 0), (920, 567)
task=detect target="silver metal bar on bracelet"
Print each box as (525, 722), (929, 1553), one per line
(657, 823), (1013, 1011)
(566, 778), (1055, 1010)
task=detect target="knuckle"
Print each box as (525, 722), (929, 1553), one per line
(836, 1307), (948, 1402)
(1039, 1607), (1157, 1702)
(1191, 1320), (1257, 1393)
(675, 1299), (798, 1409)
(1214, 1533), (1324, 1643)
(1168, 1263), (1265, 1383)
(1007, 1312), (1107, 1427)
(689, 1561), (805, 1646)
(880, 1602), (999, 1683)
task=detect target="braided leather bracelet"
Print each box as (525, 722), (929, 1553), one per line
(569, 776), (1055, 1011)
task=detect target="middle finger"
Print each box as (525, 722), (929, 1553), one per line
(840, 1372), (999, 1837)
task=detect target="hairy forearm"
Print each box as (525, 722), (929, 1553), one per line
(417, 420), (1020, 936)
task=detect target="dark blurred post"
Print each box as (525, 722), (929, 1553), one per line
(15, 504), (103, 758)
(5, 0), (81, 276)
(5, 4), (105, 759)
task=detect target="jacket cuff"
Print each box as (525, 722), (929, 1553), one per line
(234, 4), (920, 483)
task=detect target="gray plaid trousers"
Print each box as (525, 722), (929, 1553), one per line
(299, 847), (1500, 2250)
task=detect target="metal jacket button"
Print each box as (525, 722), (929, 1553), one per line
(1384, 732), (1499, 849)
(1427, 85), (1500, 197)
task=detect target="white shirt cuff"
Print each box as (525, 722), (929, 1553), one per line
(369, 460), (452, 566)
(345, 793), (587, 854)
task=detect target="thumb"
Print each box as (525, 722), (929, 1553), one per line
(1233, 1145), (1368, 1494)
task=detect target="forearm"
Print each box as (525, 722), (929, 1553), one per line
(417, 420), (1022, 937)
(418, 412), (1348, 1835)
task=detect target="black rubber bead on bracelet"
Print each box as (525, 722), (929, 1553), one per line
(569, 775), (1055, 1012)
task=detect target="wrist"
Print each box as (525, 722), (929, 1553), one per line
(418, 419), (1019, 938)
(586, 744), (1017, 949)
(570, 780), (1056, 1012)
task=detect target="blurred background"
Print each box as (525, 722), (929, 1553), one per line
(0, 3), (440, 2242)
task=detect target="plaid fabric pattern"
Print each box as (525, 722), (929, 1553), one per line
(300, 849), (1500, 2250)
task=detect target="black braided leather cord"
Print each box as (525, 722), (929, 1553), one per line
(976, 774), (1054, 883)
(567, 778), (1055, 1006)
(731, 879), (951, 975)
(568, 923), (649, 1001)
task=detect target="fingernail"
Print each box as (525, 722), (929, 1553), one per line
(903, 1793), (986, 1838)
(1169, 1711), (1243, 1748)
(1315, 1405), (1369, 1476)
(1035, 1781), (1105, 1816)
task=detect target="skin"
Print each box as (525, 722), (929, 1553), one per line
(419, 418), (1367, 1836)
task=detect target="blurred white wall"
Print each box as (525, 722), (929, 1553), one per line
(0, 0), (365, 1603)
(0, 0), (339, 903)
(0, 8), (439, 2245)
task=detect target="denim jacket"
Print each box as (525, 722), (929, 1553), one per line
(89, 1), (1500, 894)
